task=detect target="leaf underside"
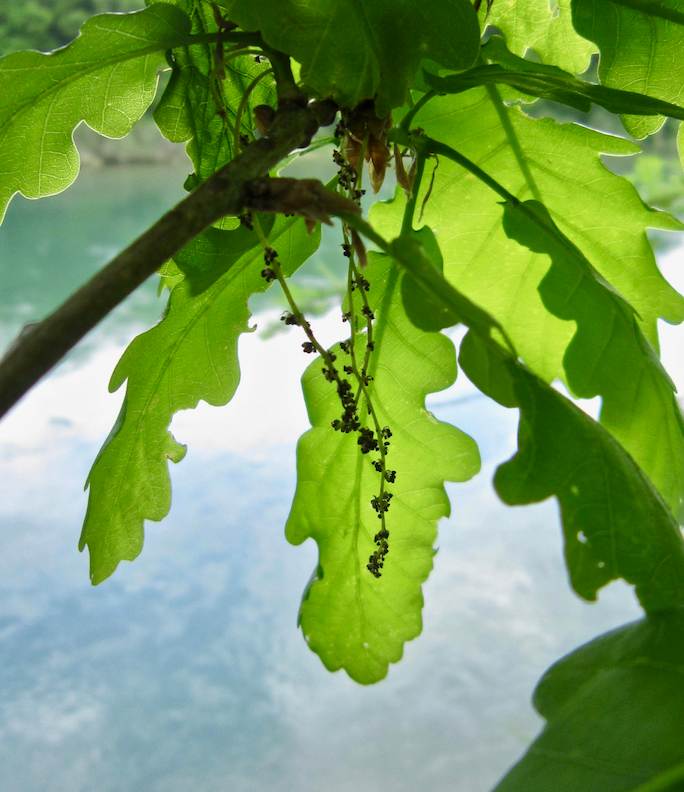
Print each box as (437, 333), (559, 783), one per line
(0, 4), (193, 224)
(372, 89), (684, 522)
(480, 0), (596, 73)
(572, 0), (684, 138)
(220, 0), (481, 113)
(286, 254), (480, 684)
(152, 0), (276, 194)
(389, 228), (684, 613)
(80, 216), (320, 584)
(493, 609), (684, 791)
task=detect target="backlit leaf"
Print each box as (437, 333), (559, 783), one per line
(493, 609), (684, 791)
(286, 254), (480, 683)
(0, 4), (193, 224)
(426, 42), (684, 120)
(480, 0), (595, 74)
(80, 215), (319, 584)
(571, 0), (684, 137)
(391, 235), (684, 611)
(220, 0), (481, 113)
(152, 0), (276, 191)
(372, 90), (684, 520)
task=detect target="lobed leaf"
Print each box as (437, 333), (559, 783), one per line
(501, 198), (684, 523)
(286, 254), (480, 683)
(373, 90), (684, 520)
(0, 4), (193, 224)
(493, 609), (684, 791)
(220, 0), (481, 113)
(80, 215), (319, 584)
(479, 0), (596, 74)
(572, 0), (684, 137)
(392, 233), (684, 611)
(152, 0), (276, 191)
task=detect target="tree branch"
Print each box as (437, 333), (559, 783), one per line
(0, 100), (319, 420)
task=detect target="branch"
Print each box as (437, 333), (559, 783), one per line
(0, 99), (318, 420)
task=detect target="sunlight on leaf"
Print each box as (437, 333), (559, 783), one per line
(480, 0), (595, 74)
(152, 0), (276, 191)
(80, 216), (319, 584)
(372, 89), (684, 520)
(221, 0), (481, 113)
(572, 0), (684, 137)
(286, 254), (480, 683)
(0, 4), (193, 224)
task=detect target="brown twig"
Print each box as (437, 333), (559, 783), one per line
(0, 94), (318, 419)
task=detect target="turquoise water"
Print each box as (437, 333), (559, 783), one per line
(0, 158), (671, 791)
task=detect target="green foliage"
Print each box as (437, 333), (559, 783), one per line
(479, 0), (595, 73)
(80, 216), (320, 583)
(0, 3), (193, 223)
(374, 91), (684, 524)
(390, 222), (684, 612)
(221, 0), (481, 113)
(4, 1), (684, 786)
(152, 0), (276, 191)
(572, 0), (684, 138)
(494, 608), (684, 791)
(427, 36), (684, 121)
(286, 254), (479, 683)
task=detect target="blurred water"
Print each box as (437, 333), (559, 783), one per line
(2, 158), (683, 792)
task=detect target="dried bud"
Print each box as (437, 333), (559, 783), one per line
(350, 228), (368, 268)
(394, 143), (415, 199)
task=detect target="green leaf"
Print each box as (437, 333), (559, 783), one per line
(80, 215), (320, 584)
(389, 232), (684, 611)
(400, 227), (460, 332)
(220, 0), (481, 113)
(500, 198), (684, 523)
(285, 254), (480, 683)
(372, 90), (684, 520)
(152, 0), (276, 190)
(571, 0), (684, 137)
(0, 4), (193, 224)
(479, 0), (595, 74)
(425, 50), (684, 120)
(493, 609), (684, 791)
(461, 333), (684, 612)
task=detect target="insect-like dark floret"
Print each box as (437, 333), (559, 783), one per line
(302, 342), (316, 353)
(361, 306), (374, 320)
(238, 211), (254, 230)
(385, 469), (396, 483)
(366, 341), (375, 352)
(261, 267), (277, 282)
(280, 311), (299, 325)
(358, 427), (378, 454)
(341, 243), (352, 258)
(340, 339), (351, 354)
(342, 311), (351, 323)
(263, 247), (278, 264)
(371, 491), (393, 515)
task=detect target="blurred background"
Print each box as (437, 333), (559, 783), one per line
(0, 6), (683, 791)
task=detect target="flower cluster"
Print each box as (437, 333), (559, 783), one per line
(367, 527), (389, 578)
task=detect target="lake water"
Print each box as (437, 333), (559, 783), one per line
(1, 153), (683, 792)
